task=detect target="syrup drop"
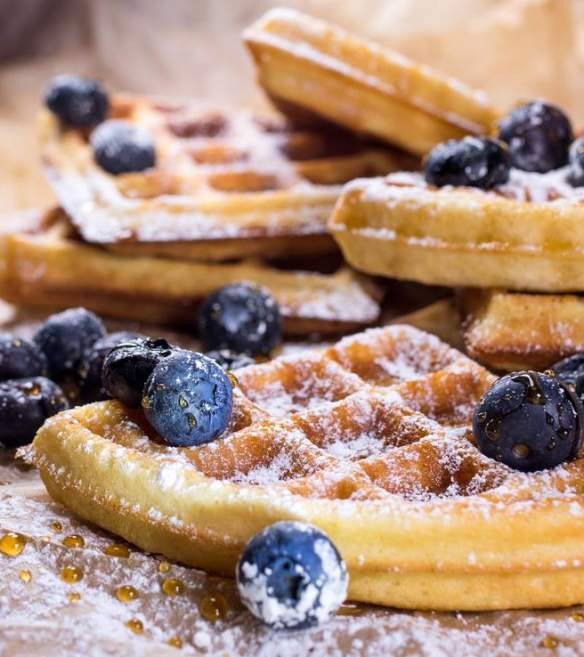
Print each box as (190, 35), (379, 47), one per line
(158, 561), (171, 573)
(68, 592), (81, 603)
(103, 543), (130, 558)
(49, 521), (63, 533)
(0, 532), (26, 557)
(19, 569), (32, 583)
(62, 534), (85, 549)
(541, 635), (560, 649)
(115, 585), (139, 603)
(199, 593), (228, 622)
(167, 636), (183, 649)
(60, 565), (83, 584)
(126, 619), (144, 635)
(161, 577), (185, 596)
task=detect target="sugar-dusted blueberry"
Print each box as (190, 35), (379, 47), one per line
(498, 101), (573, 173)
(102, 337), (174, 408)
(91, 120), (156, 174)
(552, 354), (584, 401)
(473, 370), (584, 472)
(198, 283), (282, 357)
(44, 74), (109, 127)
(0, 335), (48, 381)
(142, 351), (233, 447)
(237, 521), (348, 630)
(568, 137), (584, 187)
(34, 308), (106, 381)
(424, 136), (510, 189)
(79, 331), (142, 403)
(0, 377), (69, 448)
(205, 349), (256, 372)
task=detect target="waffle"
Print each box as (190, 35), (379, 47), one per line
(461, 289), (584, 371)
(244, 8), (499, 157)
(330, 170), (584, 291)
(29, 324), (584, 611)
(40, 95), (409, 262)
(0, 207), (381, 335)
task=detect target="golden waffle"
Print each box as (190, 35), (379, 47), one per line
(244, 8), (499, 157)
(41, 95), (408, 262)
(0, 207), (381, 335)
(330, 170), (584, 291)
(29, 324), (584, 611)
(461, 289), (584, 371)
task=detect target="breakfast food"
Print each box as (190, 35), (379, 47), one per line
(460, 289), (584, 371)
(29, 323), (584, 611)
(41, 76), (408, 263)
(244, 8), (499, 156)
(0, 206), (382, 335)
(330, 101), (584, 291)
(236, 521), (348, 629)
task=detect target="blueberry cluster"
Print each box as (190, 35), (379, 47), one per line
(424, 100), (584, 189)
(44, 75), (156, 175)
(101, 282), (282, 447)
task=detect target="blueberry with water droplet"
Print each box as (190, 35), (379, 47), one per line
(0, 335), (48, 380)
(423, 136), (510, 189)
(142, 351), (233, 447)
(0, 378), (69, 448)
(198, 283), (282, 357)
(473, 370), (584, 471)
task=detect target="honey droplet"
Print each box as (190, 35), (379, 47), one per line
(337, 603), (364, 617)
(19, 569), (32, 583)
(60, 565), (83, 584)
(103, 543), (130, 558)
(199, 593), (228, 622)
(126, 618), (144, 635)
(0, 532), (26, 557)
(49, 521), (63, 533)
(161, 577), (185, 596)
(68, 592), (81, 603)
(62, 534), (85, 549)
(541, 635), (560, 649)
(228, 372), (239, 388)
(167, 636), (182, 649)
(116, 585), (139, 603)
(158, 561), (171, 573)
(571, 611), (584, 621)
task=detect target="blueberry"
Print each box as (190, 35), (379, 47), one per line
(44, 74), (109, 127)
(0, 377), (69, 448)
(205, 349), (256, 372)
(236, 521), (348, 630)
(552, 354), (584, 401)
(102, 337), (174, 408)
(142, 351), (233, 447)
(78, 331), (142, 403)
(34, 308), (106, 381)
(568, 137), (584, 187)
(91, 120), (156, 174)
(424, 136), (510, 189)
(198, 283), (282, 357)
(473, 371), (584, 472)
(0, 335), (48, 381)
(498, 101), (573, 173)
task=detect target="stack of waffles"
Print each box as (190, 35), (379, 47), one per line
(0, 7), (506, 339)
(252, 10), (584, 369)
